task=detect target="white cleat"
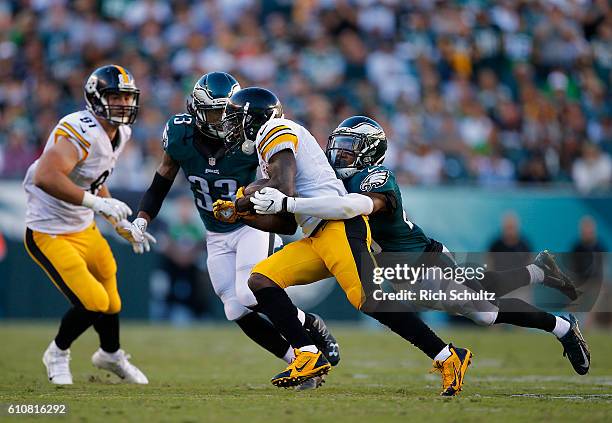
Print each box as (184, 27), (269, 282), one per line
(91, 349), (148, 384)
(42, 341), (73, 385)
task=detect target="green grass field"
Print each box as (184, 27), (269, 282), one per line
(0, 322), (611, 423)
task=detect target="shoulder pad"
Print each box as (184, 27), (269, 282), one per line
(256, 118), (298, 161)
(55, 112), (95, 161)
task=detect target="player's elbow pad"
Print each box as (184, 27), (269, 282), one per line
(138, 172), (174, 220)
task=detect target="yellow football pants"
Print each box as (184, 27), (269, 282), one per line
(24, 222), (120, 314)
(252, 216), (374, 309)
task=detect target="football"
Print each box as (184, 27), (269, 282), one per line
(244, 178), (270, 196)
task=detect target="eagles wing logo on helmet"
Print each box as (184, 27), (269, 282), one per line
(194, 83), (215, 102)
(359, 170), (389, 192)
(351, 121), (379, 134)
(197, 81), (240, 103)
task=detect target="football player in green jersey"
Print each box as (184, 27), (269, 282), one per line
(128, 73), (340, 388)
(251, 116), (590, 390)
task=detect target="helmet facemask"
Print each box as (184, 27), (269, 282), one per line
(99, 90), (140, 125)
(221, 103), (249, 154)
(326, 131), (386, 179)
(221, 102), (276, 155)
(187, 72), (241, 141)
(188, 96), (227, 140)
(220, 87), (283, 155)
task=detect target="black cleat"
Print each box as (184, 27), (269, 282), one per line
(304, 313), (340, 366)
(534, 250), (578, 300)
(558, 314), (590, 375)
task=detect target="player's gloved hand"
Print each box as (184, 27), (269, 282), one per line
(235, 186), (245, 200)
(82, 191), (132, 224)
(250, 187), (295, 214)
(115, 217), (157, 254)
(213, 199), (241, 223)
(214, 186), (252, 223)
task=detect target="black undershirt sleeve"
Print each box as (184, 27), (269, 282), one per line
(378, 190), (398, 215)
(138, 172), (174, 220)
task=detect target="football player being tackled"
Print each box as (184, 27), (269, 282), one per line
(129, 72), (339, 389)
(23, 65), (153, 385)
(212, 88), (476, 395)
(251, 115), (591, 393)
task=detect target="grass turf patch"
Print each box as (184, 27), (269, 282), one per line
(0, 322), (611, 422)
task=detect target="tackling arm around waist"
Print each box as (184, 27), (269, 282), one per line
(287, 193), (374, 220)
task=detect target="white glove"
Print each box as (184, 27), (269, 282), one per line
(82, 191), (132, 224)
(115, 217), (157, 254)
(250, 187), (294, 214)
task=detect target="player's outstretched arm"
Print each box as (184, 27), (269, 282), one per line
(136, 152), (179, 223)
(251, 188), (391, 220)
(119, 152), (179, 254)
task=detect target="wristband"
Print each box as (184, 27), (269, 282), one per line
(285, 197), (297, 213)
(82, 191), (97, 208)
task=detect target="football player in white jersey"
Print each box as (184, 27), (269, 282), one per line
(127, 73), (339, 390)
(213, 88), (461, 390)
(23, 65), (154, 385)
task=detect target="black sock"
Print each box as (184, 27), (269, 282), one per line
(494, 298), (556, 332)
(55, 307), (100, 350)
(93, 313), (120, 353)
(480, 268), (531, 297)
(235, 312), (291, 358)
(366, 311), (447, 359)
(253, 287), (313, 349)
(251, 304), (310, 328)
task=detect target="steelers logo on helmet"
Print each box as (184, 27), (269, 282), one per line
(84, 65), (140, 126)
(187, 72), (241, 140)
(85, 76), (98, 94)
(326, 116), (388, 179)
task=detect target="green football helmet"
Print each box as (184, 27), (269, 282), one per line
(326, 116), (388, 179)
(187, 72), (241, 139)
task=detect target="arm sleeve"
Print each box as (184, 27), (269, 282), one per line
(138, 172), (174, 220)
(287, 193), (374, 220)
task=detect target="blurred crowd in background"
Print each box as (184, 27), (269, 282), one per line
(0, 0), (611, 191)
